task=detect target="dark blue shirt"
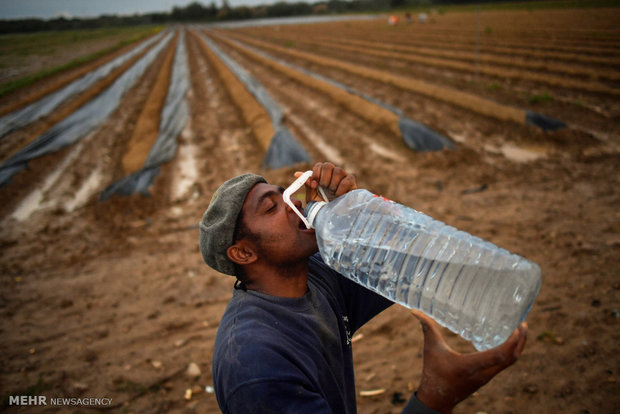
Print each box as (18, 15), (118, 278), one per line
(212, 253), (438, 414)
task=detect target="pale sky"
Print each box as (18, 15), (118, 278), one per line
(0, 0), (271, 20)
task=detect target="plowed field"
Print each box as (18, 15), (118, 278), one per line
(1, 7), (619, 414)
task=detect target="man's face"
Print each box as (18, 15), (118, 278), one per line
(240, 183), (318, 267)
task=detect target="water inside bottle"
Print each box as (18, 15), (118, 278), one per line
(321, 236), (537, 349)
(313, 196), (539, 350)
(307, 189), (540, 350)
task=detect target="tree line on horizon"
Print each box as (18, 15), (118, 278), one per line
(0, 0), (528, 34)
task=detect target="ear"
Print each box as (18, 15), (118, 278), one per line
(227, 241), (258, 266)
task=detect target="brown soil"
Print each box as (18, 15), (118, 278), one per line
(122, 34), (178, 175)
(0, 32), (161, 118)
(1, 8), (619, 414)
(0, 37), (157, 165)
(238, 33), (619, 95)
(232, 9), (620, 138)
(191, 30), (274, 152)
(208, 31), (402, 137)
(217, 30), (531, 124)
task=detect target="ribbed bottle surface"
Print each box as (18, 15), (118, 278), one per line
(306, 189), (541, 351)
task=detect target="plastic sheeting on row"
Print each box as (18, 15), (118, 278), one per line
(100, 30), (190, 200)
(0, 32), (175, 188)
(198, 32), (311, 169)
(0, 31), (165, 139)
(525, 110), (567, 132)
(222, 35), (454, 152)
(398, 118), (454, 151)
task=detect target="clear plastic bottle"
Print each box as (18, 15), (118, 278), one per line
(302, 188), (541, 351)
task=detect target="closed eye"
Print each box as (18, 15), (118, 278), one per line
(256, 187), (286, 214)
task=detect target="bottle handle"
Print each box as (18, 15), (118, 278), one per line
(282, 170), (330, 229)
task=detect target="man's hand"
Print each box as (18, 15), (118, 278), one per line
(412, 310), (528, 414)
(295, 162), (357, 203)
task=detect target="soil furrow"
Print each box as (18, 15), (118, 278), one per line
(233, 30), (619, 96)
(215, 30), (528, 125)
(207, 32), (403, 139)
(223, 28), (619, 137)
(273, 33), (620, 83)
(0, 35), (161, 164)
(237, 21), (620, 65)
(122, 32), (179, 175)
(191, 30), (274, 156)
(0, 32), (161, 117)
(0, 35), (171, 221)
(184, 29), (263, 183)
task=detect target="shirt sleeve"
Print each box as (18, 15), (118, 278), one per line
(309, 253), (394, 332)
(225, 380), (332, 414)
(337, 274), (394, 332)
(401, 393), (442, 414)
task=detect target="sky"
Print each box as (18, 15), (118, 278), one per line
(0, 0), (266, 20)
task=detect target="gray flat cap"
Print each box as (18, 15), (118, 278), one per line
(199, 173), (266, 276)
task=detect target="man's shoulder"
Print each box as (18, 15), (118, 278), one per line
(215, 290), (276, 339)
(213, 289), (300, 353)
(213, 293), (285, 373)
(212, 291), (309, 393)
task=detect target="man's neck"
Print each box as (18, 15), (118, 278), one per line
(245, 261), (309, 298)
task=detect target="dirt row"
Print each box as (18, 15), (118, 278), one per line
(383, 29), (620, 52)
(232, 23), (620, 80)
(380, 8), (620, 45)
(207, 27), (605, 161)
(0, 35), (174, 220)
(190, 31), (274, 153)
(0, 30), (163, 115)
(235, 15), (620, 59)
(345, 33), (620, 68)
(217, 26), (619, 146)
(0, 34), (164, 165)
(205, 31), (404, 167)
(240, 32), (619, 96)
(207, 31), (403, 138)
(122, 33), (179, 176)
(215, 31), (529, 124)
(324, 37), (620, 80)
(219, 25), (620, 140)
(231, 23), (620, 91)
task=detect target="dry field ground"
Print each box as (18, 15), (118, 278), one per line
(0, 6), (619, 414)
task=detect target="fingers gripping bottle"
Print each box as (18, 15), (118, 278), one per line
(284, 171), (541, 351)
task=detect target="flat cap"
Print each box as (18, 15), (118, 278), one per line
(199, 173), (266, 276)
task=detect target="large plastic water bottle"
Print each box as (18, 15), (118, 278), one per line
(283, 172), (541, 351)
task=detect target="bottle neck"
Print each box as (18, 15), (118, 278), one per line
(304, 201), (327, 228)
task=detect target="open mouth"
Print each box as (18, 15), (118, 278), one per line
(297, 215), (314, 232)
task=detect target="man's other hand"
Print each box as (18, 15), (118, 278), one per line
(412, 309), (528, 414)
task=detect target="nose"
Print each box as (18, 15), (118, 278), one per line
(285, 195), (303, 212)
(292, 197), (303, 210)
